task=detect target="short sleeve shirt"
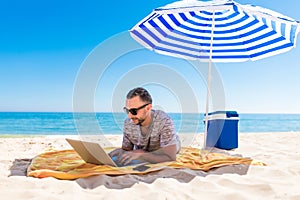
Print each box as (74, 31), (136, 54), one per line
(122, 110), (181, 152)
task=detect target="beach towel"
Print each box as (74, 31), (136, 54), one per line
(27, 147), (266, 180)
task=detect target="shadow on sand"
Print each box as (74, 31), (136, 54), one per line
(75, 164), (250, 189)
(9, 158), (32, 176)
(9, 158), (250, 189)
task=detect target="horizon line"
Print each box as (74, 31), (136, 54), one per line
(0, 111), (300, 115)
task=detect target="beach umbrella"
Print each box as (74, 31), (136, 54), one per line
(129, 0), (300, 148)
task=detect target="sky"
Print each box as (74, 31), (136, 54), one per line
(0, 0), (299, 114)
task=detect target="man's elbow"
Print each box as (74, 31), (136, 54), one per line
(170, 154), (177, 161)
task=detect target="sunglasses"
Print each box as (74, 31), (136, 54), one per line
(123, 103), (150, 115)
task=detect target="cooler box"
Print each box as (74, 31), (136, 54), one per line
(204, 111), (239, 150)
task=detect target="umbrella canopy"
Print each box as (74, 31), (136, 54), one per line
(130, 0), (300, 62)
(129, 0), (300, 148)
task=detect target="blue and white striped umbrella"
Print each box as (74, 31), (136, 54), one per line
(130, 0), (300, 148)
(130, 0), (300, 62)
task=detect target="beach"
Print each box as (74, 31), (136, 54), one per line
(1, 132), (300, 200)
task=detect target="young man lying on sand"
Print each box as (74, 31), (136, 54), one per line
(109, 87), (181, 165)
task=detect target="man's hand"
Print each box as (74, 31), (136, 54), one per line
(108, 148), (125, 158)
(118, 150), (145, 165)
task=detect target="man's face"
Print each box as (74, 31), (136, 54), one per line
(125, 96), (151, 125)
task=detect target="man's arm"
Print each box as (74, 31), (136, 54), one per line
(109, 145), (133, 157)
(118, 144), (177, 165)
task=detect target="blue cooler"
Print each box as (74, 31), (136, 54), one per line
(204, 111), (239, 150)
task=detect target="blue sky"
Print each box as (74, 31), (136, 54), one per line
(0, 0), (299, 113)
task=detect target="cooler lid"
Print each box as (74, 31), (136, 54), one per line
(207, 111), (239, 118)
(203, 111), (239, 120)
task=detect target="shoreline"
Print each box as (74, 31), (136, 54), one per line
(1, 131), (299, 136)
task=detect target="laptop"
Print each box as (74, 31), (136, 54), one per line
(65, 138), (147, 167)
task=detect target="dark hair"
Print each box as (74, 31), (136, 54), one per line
(126, 87), (152, 104)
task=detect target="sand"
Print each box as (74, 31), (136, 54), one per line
(0, 132), (299, 200)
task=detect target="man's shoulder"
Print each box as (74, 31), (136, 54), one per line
(153, 110), (172, 120)
(124, 118), (139, 131)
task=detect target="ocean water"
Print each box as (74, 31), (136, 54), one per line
(0, 112), (300, 135)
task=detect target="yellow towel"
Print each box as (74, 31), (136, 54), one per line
(27, 147), (266, 180)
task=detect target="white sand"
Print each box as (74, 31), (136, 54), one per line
(0, 132), (300, 200)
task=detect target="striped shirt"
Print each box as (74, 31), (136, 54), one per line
(122, 110), (181, 152)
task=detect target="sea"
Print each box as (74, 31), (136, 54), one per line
(0, 112), (300, 136)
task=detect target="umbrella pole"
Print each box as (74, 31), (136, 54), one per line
(204, 10), (215, 149)
(203, 61), (212, 149)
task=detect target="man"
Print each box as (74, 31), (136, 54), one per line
(109, 87), (181, 165)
